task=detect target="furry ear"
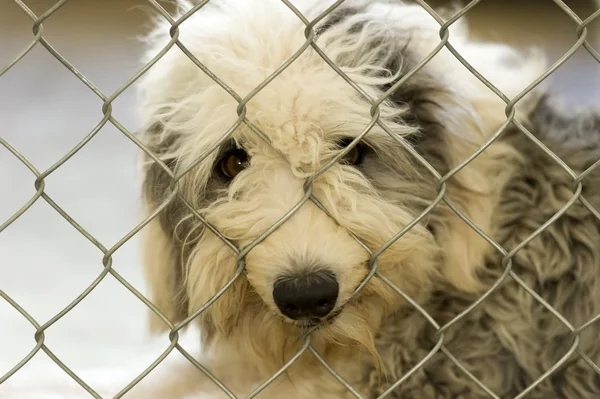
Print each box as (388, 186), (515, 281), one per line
(140, 123), (190, 332)
(391, 38), (545, 294)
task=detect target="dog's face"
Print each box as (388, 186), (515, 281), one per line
(138, 0), (544, 362)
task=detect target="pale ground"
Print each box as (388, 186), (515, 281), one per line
(0, 0), (598, 397)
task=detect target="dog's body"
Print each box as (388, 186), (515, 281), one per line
(136, 1), (600, 398)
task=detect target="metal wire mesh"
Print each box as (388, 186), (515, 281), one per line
(1, 0), (600, 398)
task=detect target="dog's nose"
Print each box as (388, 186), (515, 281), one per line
(272, 271), (339, 320)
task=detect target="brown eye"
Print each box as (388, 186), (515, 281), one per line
(339, 138), (364, 166)
(219, 149), (248, 179)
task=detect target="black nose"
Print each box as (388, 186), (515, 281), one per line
(272, 271), (339, 320)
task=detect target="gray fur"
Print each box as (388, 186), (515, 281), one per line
(142, 125), (233, 245)
(363, 98), (600, 398)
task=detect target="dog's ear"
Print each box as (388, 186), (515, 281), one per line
(140, 123), (189, 332)
(378, 41), (544, 294)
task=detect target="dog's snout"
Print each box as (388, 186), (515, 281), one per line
(272, 271), (339, 320)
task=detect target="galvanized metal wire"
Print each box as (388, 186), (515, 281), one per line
(1, 0), (599, 398)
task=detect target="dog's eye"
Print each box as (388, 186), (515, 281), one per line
(339, 138), (364, 166)
(218, 149), (248, 179)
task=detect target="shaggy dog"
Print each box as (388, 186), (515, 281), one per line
(136, 0), (600, 397)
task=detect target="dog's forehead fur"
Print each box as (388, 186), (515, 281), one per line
(138, 3), (414, 171)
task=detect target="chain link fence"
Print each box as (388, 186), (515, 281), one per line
(1, 0), (600, 398)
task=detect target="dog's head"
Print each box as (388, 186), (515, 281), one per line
(137, 0), (544, 364)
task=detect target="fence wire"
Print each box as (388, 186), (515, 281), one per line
(1, 0), (600, 398)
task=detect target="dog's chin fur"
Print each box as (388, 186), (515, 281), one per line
(134, 0), (600, 397)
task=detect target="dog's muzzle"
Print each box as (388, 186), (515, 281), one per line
(272, 270), (339, 321)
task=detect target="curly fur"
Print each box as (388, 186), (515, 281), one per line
(133, 0), (600, 397)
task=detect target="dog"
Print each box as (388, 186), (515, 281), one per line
(135, 0), (600, 397)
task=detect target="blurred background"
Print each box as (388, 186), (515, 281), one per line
(0, 0), (599, 396)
